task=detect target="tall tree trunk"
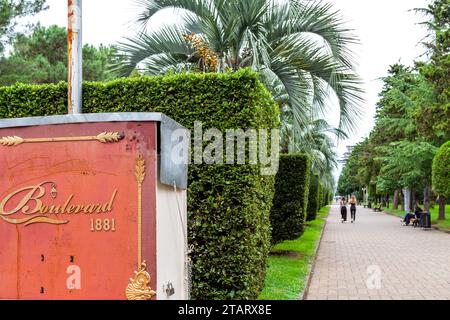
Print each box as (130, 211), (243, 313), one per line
(400, 190), (405, 211)
(409, 189), (414, 212)
(386, 194), (390, 209)
(423, 185), (431, 212)
(404, 188), (411, 212)
(438, 195), (446, 220)
(393, 190), (399, 210)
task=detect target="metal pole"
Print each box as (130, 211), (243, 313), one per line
(68, 0), (82, 114)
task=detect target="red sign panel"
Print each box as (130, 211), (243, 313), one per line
(0, 121), (157, 300)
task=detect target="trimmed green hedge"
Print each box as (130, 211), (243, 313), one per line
(432, 140), (450, 198)
(270, 154), (311, 244)
(323, 191), (328, 207)
(326, 190), (332, 206)
(306, 174), (319, 221)
(321, 189), (330, 208)
(317, 183), (323, 210)
(0, 69), (280, 300)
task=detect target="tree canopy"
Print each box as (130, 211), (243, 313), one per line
(432, 141), (450, 199)
(0, 0), (47, 54)
(0, 25), (117, 85)
(415, 0), (450, 145)
(115, 0), (364, 131)
(337, 0), (448, 218)
(114, 0), (367, 191)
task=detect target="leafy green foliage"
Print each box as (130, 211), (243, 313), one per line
(415, 0), (450, 145)
(0, 25), (117, 85)
(0, 0), (47, 54)
(282, 118), (341, 190)
(376, 140), (437, 192)
(116, 0), (364, 142)
(372, 64), (427, 145)
(432, 141), (450, 198)
(323, 190), (328, 207)
(270, 154), (310, 244)
(317, 183), (323, 210)
(370, 65), (438, 195)
(322, 189), (330, 208)
(338, 60), (441, 200)
(306, 174), (319, 221)
(337, 139), (373, 196)
(0, 68), (280, 300)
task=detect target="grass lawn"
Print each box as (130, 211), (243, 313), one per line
(383, 204), (450, 232)
(259, 206), (329, 300)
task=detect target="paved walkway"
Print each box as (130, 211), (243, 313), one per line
(305, 205), (450, 300)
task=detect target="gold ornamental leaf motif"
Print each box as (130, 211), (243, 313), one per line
(135, 155), (146, 184)
(0, 136), (24, 146)
(96, 132), (122, 143)
(126, 261), (156, 300)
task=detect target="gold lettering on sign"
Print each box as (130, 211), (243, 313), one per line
(0, 181), (117, 226)
(0, 132), (124, 147)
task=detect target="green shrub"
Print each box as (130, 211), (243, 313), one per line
(306, 174), (319, 221)
(0, 69), (280, 300)
(270, 154), (311, 244)
(432, 140), (450, 198)
(325, 189), (331, 206)
(317, 183), (323, 210)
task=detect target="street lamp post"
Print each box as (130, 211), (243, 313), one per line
(68, 0), (82, 114)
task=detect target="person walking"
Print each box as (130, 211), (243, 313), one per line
(340, 197), (347, 223)
(349, 195), (357, 223)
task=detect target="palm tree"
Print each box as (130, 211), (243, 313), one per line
(114, 0), (364, 136)
(281, 115), (342, 188)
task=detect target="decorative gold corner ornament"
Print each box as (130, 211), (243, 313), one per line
(0, 132), (123, 147)
(126, 154), (155, 300)
(135, 154), (146, 185)
(0, 136), (24, 146)
(96, 132), (124, 143)
(125, 261), (156, 300)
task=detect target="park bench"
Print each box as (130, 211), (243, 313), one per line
(410, 217), (420, 228)
(373, 204), (382, 212)
(364, 202), (372, 209)
(402, 211), (430, 228)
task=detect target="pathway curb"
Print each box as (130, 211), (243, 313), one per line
(299, 207), (330, 300)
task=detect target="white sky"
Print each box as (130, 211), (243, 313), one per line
(30, 0), (430, 182)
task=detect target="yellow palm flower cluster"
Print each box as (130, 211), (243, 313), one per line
(183, 33), (218, 71)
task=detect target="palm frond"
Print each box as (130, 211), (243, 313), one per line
(112, 24), (192, 76)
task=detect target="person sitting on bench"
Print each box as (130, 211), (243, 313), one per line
(403, 205), (423, 226)
(403, 211), (415, 226)
(411, 205), (423, 227)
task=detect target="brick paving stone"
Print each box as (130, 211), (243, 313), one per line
(304, 205), (450, 300)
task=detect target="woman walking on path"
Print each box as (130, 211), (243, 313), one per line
(340, 197), (347, 223)
(350, 195), (357, 223)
